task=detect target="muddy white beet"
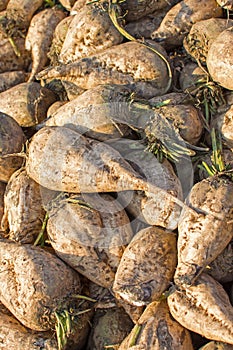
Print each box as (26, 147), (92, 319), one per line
(113, 226), (177, 306)
(45, 84), (132, 141)
(47, 193), (133, 289)
(168, 273), (233, 344)
(1, 168), (45, 243)
(0, 307), (58, 350)
(37, 41), (170, 99)
(0, 240), (81, 331)
(0, 82), (57, 127)
(26, 126), (184, 227)
(175, 175), (233, 287)
(25, 6), (65, 81)
(118, 300), (194, 349)
(59, 1), (123, 64)
(0, 112), (25, 183)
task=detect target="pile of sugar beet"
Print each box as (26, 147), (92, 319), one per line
(0, 0), (233, 349)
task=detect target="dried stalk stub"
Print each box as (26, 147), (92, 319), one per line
(118, 300), (194, 350)
(168, 273), (233, 345)
(175, 175), (233, 287)
(113, 226), (177, 306)
(47, 193), (133, 289)
(0, 239), (81, 331)
(184, 18), (233, 64)
(1, 168), (45, 244)
(0, 113), (25, 183)
(59, 1), (123, 64)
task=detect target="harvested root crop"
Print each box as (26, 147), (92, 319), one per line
(151, 0), (223, 49)
(151, 104), (204, 145)
(5, 0), (44, 29)
(59, 0), (76, 11)
(25, 7), (66, 81)
(0, 112), (25, 182)
(26, 126), (184, 226)
(179, 62), (206, 91)
(59, 1), (123, 64)
(37, 41), (171, 99)
(140, 186), (182, 230)
(47, 193), (133, 288)
(184, 18), (233, 64)
(113, 226), (177, 306)
(0, 239), (81, 331)
(168, 273), (233, 344)
(207, 27), (233, 91)
(45, 84), (133, 141)
(47, 101), (67, 117)
(87, 307), (133, 350)
(0, 37), (31, 73)
(216, 0), (233, 10)
(48, 15), (73, 66)
(212, 104), (233, 149)
(121, 0), (180, 21)
(0, 182), (6, 223)
(118, 302), (144, 325)
(0, 0), (9, 11)
(174, 175), (233, 287)
(205, 239), (233, 283)
(149, 92), (192, 106)
(60, 80), (85, 100)
(199, 341), (233, 350)
(1, 168), (45, 244)
(118, 300), (194, 350)
(0, 308), (58, 350)
(124, 8), (168, 39)
(0, 82), (57, 127)
(108, 138), (183, 229)
(0, 70), (28, 92)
